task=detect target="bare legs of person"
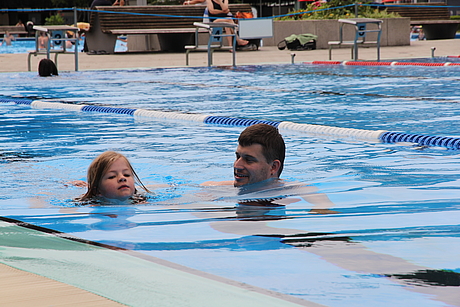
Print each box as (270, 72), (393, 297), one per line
(214, 18), (248, 48)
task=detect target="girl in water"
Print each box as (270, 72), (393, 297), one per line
(76, 151), (151, 205)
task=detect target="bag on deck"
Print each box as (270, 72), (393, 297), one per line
(278, 33), (317, 51)
(235, 11), (254, 19)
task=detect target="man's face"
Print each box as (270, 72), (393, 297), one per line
(233, 144), (277, 187)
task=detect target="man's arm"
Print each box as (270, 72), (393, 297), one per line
(271, 185), (338, 214)
(200, 180), (233, 186)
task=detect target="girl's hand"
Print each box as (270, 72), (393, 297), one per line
(66, 180), (88, 188)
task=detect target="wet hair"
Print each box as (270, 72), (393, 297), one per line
(38, 59), (58, 77)
(238, 124), (286, 176)
(80, 151), (150, 200)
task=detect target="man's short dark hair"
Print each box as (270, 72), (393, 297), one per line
(238, 124), (285, 176)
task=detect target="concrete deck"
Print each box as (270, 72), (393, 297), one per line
(0, 39), (459, 73)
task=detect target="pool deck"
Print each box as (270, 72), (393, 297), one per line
(0, 38), (459, 72)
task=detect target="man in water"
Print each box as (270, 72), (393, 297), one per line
(0, 31), (15, 46)
(203, 123), (284, 187)
(202, 123), (336, 211)
(198, 124), (460, 304)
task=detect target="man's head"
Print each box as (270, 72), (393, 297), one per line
(233, 124), (285, 187)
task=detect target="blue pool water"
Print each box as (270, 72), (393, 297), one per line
(0, 37), (127, 53)
(1, 64), (460, 306)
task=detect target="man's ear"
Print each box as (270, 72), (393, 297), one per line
(270, 160), (281, 177)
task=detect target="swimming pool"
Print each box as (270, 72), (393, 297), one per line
(1, 64), (459, 306)
(0, 37), (127, 54)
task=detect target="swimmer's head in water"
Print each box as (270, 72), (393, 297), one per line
(38, 59), (58, 77)
(80, 151), (149, 202)
(233, 124), (285, 187)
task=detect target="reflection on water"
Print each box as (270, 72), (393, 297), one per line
(388, 269), (460, 287)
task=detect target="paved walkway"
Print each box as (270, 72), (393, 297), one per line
(0, 39), (459, 73)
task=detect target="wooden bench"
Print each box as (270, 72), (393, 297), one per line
(86, 4), (253, 53)
(0, 25), (28, 36)
(383, 3), (460, 40)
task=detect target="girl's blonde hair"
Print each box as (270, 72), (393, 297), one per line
(80, 151), (150, 200)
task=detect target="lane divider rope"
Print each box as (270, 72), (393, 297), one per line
(306, 61), (460, 67)
(2, 97), (460, 149)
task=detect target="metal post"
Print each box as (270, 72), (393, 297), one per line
(73, 6), (77, 26)
(207, 33), (213, 66)
(232, 29), (236, 67)
(291, 53), (296, 64)
(353, 40), (357, 60)
(377, 22), (382, 61)
(354, 3), (358, 18)
(74, 7), (79, 71)
(353, 24), (359, 60)
(431, 47), (436, 58)
(46, 31), (51, 60)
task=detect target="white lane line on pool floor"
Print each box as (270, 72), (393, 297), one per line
(0, 219), (325, 307)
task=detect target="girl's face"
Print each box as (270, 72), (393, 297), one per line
(98, 157), (135, 201)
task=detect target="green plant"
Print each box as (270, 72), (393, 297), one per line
(45, 14), (66, 25)
(277, 0), (400, 21)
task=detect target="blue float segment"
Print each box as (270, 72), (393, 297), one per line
(3, 95), (460, 150)
(81, 105), (136, 115)
(380, 132), (460, 149)
(204, 116), (280, 127)
(0, 98), (33, 105)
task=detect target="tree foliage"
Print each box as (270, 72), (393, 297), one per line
(45, 13), (66, 24)
(277, 0), (400, 20)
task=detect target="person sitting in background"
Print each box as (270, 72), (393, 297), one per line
(207, 0), (248, 48)
(38, 59), (59, 77)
